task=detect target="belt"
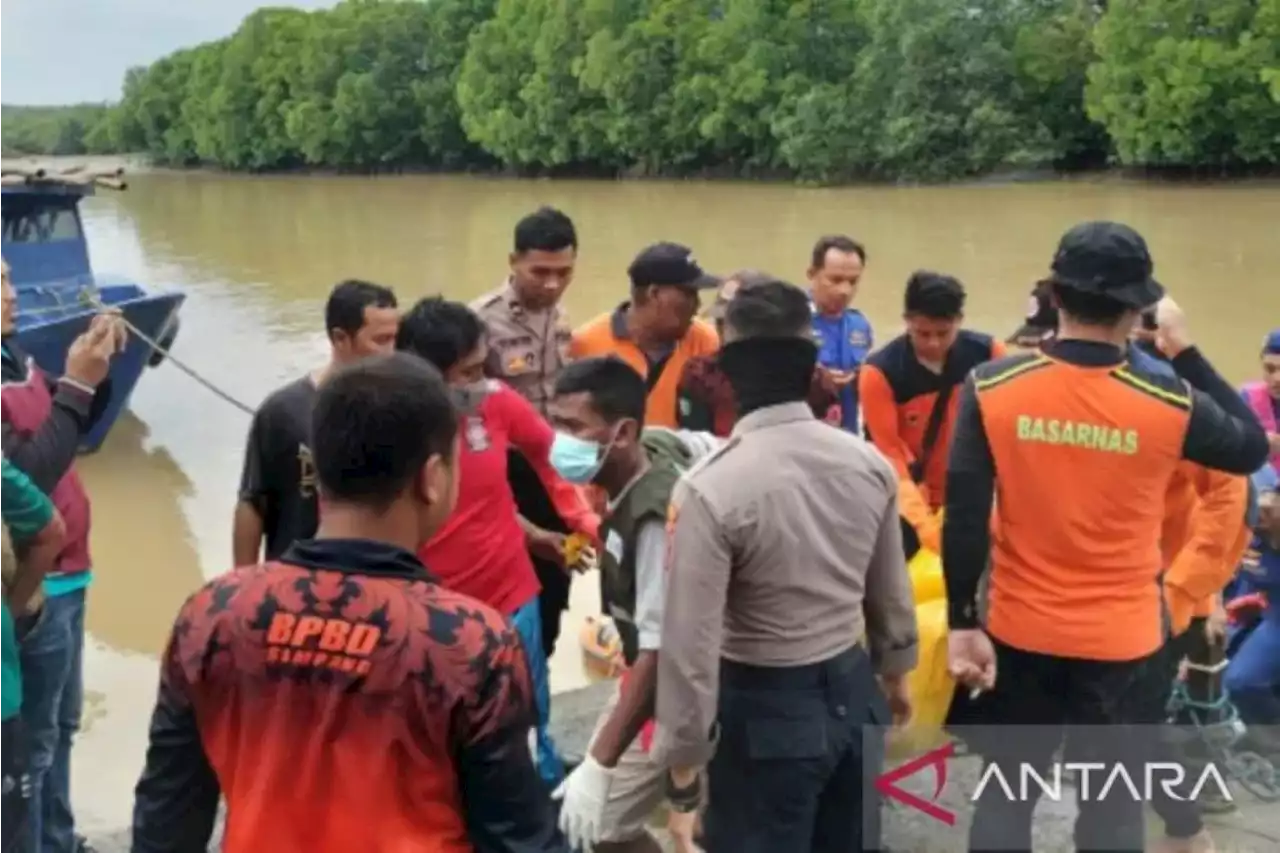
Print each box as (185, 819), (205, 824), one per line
(719, 644), (866, 690)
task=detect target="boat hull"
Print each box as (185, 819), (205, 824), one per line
(14, 285), (185, 453)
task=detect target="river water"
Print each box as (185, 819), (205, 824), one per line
(50, 171), (1280, 832)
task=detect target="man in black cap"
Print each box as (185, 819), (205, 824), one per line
(942, 221), (1269, 852)
(1003, 250), (1251, 852)
(570, 243), (722, 428)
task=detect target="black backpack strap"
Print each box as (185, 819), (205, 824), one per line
(908, 381), (956, 484)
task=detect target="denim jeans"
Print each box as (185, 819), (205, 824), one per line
(1225, 613), (1280, 728)
(510, 597), (564, 787)
(18, 588), (85, 853)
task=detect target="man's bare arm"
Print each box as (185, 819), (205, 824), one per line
(590, 652), (657, 768)
(231, 502), (264, 566)
(8, 511), (65, 615)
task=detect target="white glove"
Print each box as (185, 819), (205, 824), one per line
(552, 754), (615, 851)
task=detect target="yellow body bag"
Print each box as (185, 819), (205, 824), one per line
(891, 548), (956, 755)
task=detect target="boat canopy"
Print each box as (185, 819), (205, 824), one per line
(1, 164), (126, 286)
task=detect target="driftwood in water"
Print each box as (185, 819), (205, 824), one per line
(0, 162), (127, 191)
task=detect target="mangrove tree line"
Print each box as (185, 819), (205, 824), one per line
(4, 0), (1278, 182)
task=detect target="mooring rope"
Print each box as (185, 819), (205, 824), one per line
(72, 289), (257, 417)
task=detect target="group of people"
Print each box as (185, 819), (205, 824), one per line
(0, 207), (1276, 853)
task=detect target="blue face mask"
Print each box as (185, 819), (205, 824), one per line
(550, 432), (605, 485)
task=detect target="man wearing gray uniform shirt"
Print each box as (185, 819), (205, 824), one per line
(654, 277), (919, 853)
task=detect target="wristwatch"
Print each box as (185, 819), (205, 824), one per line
(665, 773), (702, 813)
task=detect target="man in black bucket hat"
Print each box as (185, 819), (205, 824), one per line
(1006, 223), (1164, 350)
(1049, 220), (1166, 307)
(941, 220), (1269, 852)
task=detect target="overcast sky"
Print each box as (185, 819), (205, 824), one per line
(2, 1), (335, 105)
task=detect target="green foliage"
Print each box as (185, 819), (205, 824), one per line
(1087, 0), (1280, 166)
(5, 0), (1277, 180)
(1, 104), (118, 157)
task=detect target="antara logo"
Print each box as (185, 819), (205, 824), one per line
(875, 741), (1235, 828)
(875, 742), (957, 825)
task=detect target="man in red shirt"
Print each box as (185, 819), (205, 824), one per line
(397, 297), (600, 787)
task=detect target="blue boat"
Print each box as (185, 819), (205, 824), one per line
(2, 163), (184, 452)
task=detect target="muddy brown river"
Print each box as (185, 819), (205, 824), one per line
(37, 170), (1280, 832)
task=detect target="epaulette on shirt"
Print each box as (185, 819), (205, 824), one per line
(468, 288), (506, 314)
(684, 435), (739, 478)
(671, 435), (740, 506)
(1109, 360), (1192, 411)
(972, 352), (1052, 391)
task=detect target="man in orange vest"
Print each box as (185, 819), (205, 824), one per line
(944, 221), (1268, 851)
(859, 271), (1006, 556)
(571, 243), (721, 429)
(1002, 262), (1254, 852)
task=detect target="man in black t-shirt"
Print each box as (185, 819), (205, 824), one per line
(233, 280), (399, 564)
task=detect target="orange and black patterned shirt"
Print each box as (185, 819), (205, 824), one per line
(131, 538), (567, 853)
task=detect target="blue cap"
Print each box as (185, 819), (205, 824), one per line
(1264, 328), (1280, 355)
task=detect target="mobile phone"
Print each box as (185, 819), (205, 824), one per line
(1141, 310), (1158, 331)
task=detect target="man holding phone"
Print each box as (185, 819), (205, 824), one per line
(807, 235), (873, 433)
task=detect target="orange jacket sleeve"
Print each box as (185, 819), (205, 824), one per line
(859, 364), (939, 552)
(1163, 468), (1249, 634)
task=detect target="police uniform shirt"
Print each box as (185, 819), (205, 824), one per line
(654, 402), (920, 767)
(471, 280), (573, 417)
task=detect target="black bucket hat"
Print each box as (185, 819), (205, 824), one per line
(1049, 221), (1164, 309)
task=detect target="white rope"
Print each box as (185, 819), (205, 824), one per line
(75, 289), (257, 417)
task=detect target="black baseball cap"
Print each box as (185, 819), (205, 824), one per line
(1005, 279), (1059, 346)
(1049, 221), (1164, 309)
(628, 242), (721, 291)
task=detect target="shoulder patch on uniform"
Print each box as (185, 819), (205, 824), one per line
(973, 352), (1051, 391)
(1110, 365), (1191, 410)
(469, 289), (504, 312)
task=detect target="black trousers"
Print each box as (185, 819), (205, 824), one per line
(1147, 618), (1218, 839)
(703, 646), (889, 853)
(506, 450), (572, 658)
(966, 639), (1158, 853)
(2, 717), (28, 853)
